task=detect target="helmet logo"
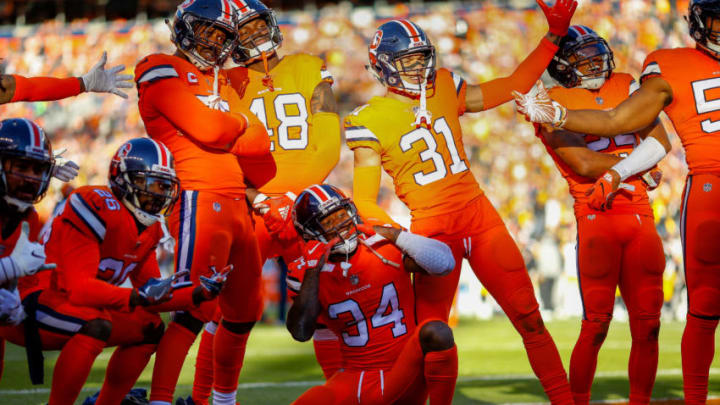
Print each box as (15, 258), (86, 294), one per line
(370, 30), (383, 54)
(179, 0), (197, 9)
(118, 142), (132, 158)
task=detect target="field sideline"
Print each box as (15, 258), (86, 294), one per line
(1, 319), (718, 404)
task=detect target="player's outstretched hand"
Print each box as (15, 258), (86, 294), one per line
(513, 82), (567, 127)
(0, 288), (26, 325)
(9, 222), (50, 278)
(82, 52), (134, 99)
(133, 270), (189, 307)
(255, 192), (296, 235)
(51, 148), (80, 182)
(538, 0), (578, 37)
(198, 264), (234, 300)
(586, 171), (635, 211)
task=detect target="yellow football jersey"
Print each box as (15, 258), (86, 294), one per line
(345, 68), (483, 220)
(228, 53), (339, 195)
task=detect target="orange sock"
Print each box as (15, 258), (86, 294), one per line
(213, 323), (250, 394)
(95, 343), (156, 405)
(312, 337), (342, 379)
(48, 334), (105, 405)
(424, 345), (458, 405)
(192, 326), (216, 405)
(149, 322), (198, 403)
(682, 315), (719, 405)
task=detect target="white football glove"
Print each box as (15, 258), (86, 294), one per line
(81, 52), (134, 99)
(0, 288), (26, 325)
(513, 81), (568, 128)
(51, 148), (80, 182)
(0, 222), (55, 285)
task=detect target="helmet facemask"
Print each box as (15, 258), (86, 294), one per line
(373, 46), (437, 97)
(114, 170), (179, 227)
(0, 153), (54, 211)
(232, 12), (283, 65)
(297, 198), (361, 257)
(173, 12), (238, 71)
(689, 2), (720, 58)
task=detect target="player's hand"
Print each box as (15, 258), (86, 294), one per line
(357, 223), (402, 243)
(198, 265), (233, 300)
(9, 222), (52, 279)
(51, 148), (80, 182)
(641, 168), (663, 191)
(301, 237), (340, 270)
(586, 170), (635, 211)
(81, 52), (133, 99)
(537, 0), (578, 37)
(513, 82), (567, 128)
(0, 288), (26, 325)
(132, 270), (189, 307)
(255, 192), (296, 235)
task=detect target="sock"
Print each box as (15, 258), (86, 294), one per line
(0, 338), (4, 382)
(312, 336), (343, 379)
(149, 322), (198, 403)
(681, 314), (719, 405)
(212, 389), (236, 405)
(517, 312), (574, 405)
(628, 318), (660, 405)
(192, 325), (217, 405)
(213, 323), (250, 394)
(48, 334), (105, 405)
(424, 345), (458, 405)
(569, 319), (610, 405)
(95, 343), (156, 405)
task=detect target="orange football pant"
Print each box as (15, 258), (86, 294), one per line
(411, 195), (573, 405)
(571, 212), (665, 405)
(679, 173), (720, 404)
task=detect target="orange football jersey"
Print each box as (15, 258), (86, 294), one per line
(227, 54), (339, 196)
(345, 68), (482, 220)
(136, 54), (248, 197)
(289, 234), (415, 371)
(641, 47), (720, 174)
(543, 73), (652, 217)
(43, 186), (163, 310)
(0, 208), (46, 296)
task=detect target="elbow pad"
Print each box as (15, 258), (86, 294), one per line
(395, 232), (455, 275)
(612, 136), (667, 181)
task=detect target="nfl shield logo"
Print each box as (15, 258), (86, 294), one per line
(704, 183), (713, 193)
(213, 202), (221, 212)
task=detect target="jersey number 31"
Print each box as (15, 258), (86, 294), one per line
(400, 117), (469, 186)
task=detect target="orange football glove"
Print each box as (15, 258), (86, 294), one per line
(641, 168), (663, 191)
(255, 193), (296, 236)
(586, 171), (635, 211)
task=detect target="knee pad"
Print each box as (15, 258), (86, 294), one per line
(221, 320), (255, 335)
(693, 221), (720, 264)
(172, 311), (204, 335)
(419, 321), (455, 353)
(689, 286), (720, 319)
(629, 317), (660, 342)
(635, 285), (664, 315)
(79, 318), (112, 341)
(142, 321), (166, 345)
(513, 308), (546, 336)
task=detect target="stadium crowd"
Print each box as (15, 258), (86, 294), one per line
(0, 0), (693, 320)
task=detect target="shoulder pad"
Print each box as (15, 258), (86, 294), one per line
(65, 186), (124, 242)
(135, 54), (181, 85)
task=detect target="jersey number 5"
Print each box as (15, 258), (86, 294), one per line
(399, 117), (468, 186)
(327, 283), (407, 347)
(250, 94), (309, 151)
(692, 77), (720, 134)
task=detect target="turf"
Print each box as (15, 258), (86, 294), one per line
(1, 318), (718, 404)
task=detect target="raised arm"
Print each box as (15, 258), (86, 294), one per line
(363, 225), (455, 276)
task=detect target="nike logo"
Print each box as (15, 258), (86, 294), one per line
(31, 252), (44, 259)
(307, 243), (321, 255)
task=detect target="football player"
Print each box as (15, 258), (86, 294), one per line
(0, 118), (73, 382)
(14, 137), (225, 405)
(514, 1), (720, 402)
(346, 3), (577, 402)
(0, 52), (132, 103)
(134, 1), (275, 404)
(535, 26), (670, 404)
(189, 1), (343, 402)
(287, 184), (457, 405)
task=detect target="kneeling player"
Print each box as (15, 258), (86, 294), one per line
(25, 138), (225, 405)
(287, 185), (457, 405)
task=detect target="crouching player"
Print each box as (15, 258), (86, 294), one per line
(287, 185), (458, 405)
(11, 138), (227, 405)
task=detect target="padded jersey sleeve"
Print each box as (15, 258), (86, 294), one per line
(640, 51), (664, 84)
(135, 56), (247, 149)
(344, 105), (383, 155)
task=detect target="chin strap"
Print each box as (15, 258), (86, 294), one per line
(413, 80), (432, 129)
(261, 51), (275, 92)
(358, 236), (401, 268)
(206, 65), (223, 110)
(3, 196), (32, 213)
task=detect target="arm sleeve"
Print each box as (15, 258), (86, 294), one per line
(353, 165), (399, 227)
(142, 78), (248, 149)
(478, 37), (558, 110)
(60, 223), (132, 311)
(395, 231), (455, 275)
(10, 75), (83, 102)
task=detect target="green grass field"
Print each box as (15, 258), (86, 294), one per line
(1, 318), (719, 404)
